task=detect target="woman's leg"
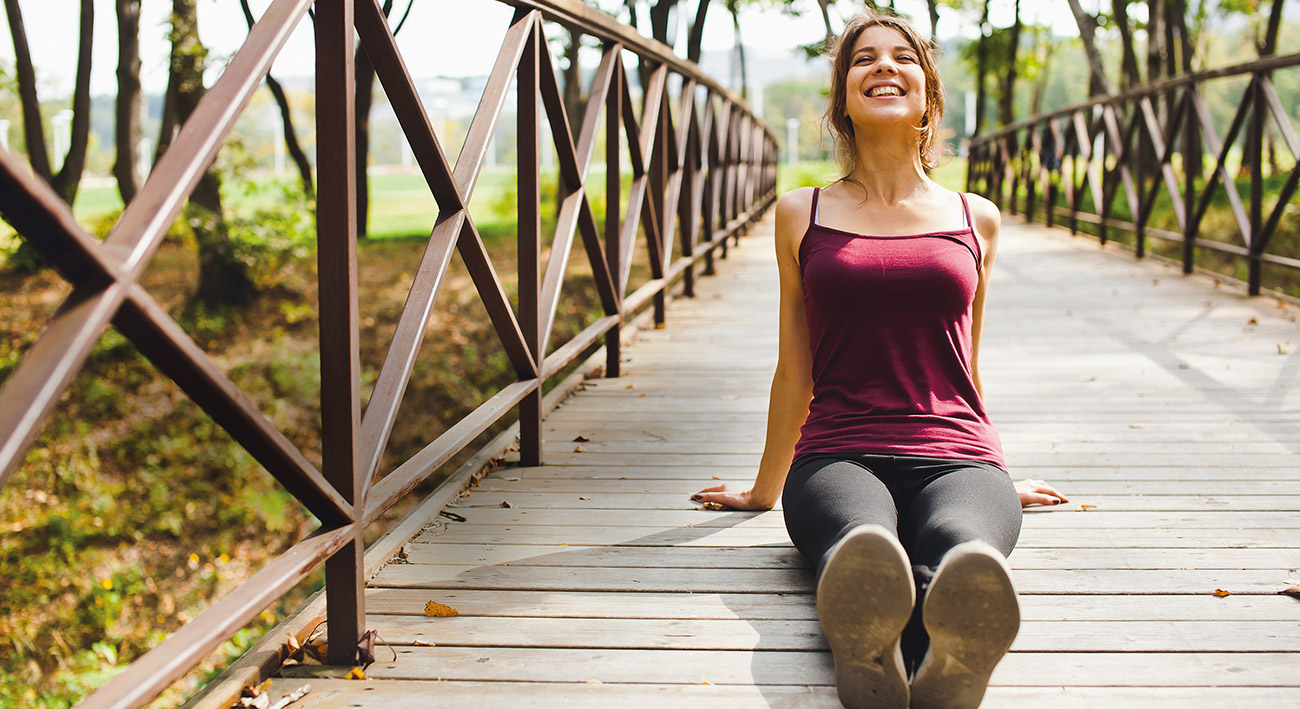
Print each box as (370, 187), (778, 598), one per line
(781, 454), (900, 577)
(895, 460), (1023, 708)
(783, 455), (914, 709)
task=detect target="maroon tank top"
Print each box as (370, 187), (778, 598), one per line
(793, 187), (1006, 469)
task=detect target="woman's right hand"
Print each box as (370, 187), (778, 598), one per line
(691, 484), (774, 511)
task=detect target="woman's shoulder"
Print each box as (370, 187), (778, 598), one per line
(775, 186), (818, 224)
(961, 191), (1001, 240)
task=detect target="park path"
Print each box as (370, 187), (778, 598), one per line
(267, 214), (1300, 707)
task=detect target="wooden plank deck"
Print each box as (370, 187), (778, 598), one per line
(269, 216), (1300, 707)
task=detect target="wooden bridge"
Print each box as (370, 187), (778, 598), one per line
(207, 214), (1300, 707)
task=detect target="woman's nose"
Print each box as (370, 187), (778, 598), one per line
(874, 58), (898, 74)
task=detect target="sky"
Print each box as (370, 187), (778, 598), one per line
(1, 0), (1084, 98)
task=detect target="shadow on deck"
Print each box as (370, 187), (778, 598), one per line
(260, 215), (1300, 707)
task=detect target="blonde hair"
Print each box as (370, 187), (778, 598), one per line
(822, 12), (946, 178)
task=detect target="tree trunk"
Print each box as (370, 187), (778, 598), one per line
(354, 0), (400, 240)
(1030, 40), (1055, 116)
(1113, 0), (1143, 89)
(973, 0), (990, 136)
(1148, 0), (1167, 85)
(240, 0), (313, 197)
(926, 0), (939, 40)
(51, 0), (93, 204)
(1065, 0), (1113, 96)
(997, 0), (1021, 127)
(816, 0), (834, 44)
(727, 0), (747, 100)
(115, 0), (143, 204)
(170, 0), (252, 307)
(1262, 0), (1285, 55)
(4, 0), (53, 180)
(686, 0), (711, 64)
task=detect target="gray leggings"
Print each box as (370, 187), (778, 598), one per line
(782, 453), (1022, 672)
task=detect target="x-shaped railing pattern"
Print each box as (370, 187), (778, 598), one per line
(0, 0), (777, 705)
(967, 52), (1300, 296)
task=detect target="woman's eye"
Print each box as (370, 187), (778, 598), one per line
(898, 54), (916, 62)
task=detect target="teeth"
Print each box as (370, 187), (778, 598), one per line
(870, 86), (902, 97)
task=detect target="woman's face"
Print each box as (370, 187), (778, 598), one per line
(843, 25), (927, 131)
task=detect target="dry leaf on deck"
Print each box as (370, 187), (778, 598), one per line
(712, 476), (722, 480)
(424, 600), (459, 617)
(345, 667), (366, 680)
(1212, 588), (1232, 597)
(499, 501), (512, 508)
(573, 435), (590, 442)
(624, 383), (636, 389)
(574, 445), (587, 453)
(1076, 504), (1097, 511)
(618, 476), (628, 480)
(579, 496), (591, 500)
(700, 502), (725, 511)
(1248, 317), (1259, 325)
(412, 640), (437, 646)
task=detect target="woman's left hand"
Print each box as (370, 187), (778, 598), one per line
(1015, 478), (1068, 508)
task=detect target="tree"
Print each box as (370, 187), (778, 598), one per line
(164, 0), (253, 306)
(996, 0), (1022, 127)
(239, 0), (314, 197)
(115, 0), (143, 204)
(1065, 0), (1113, 96)
(3, 0), (93, 204)
(1112, 0), (1144, 89)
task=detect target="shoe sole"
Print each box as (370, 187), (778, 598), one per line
(910, 541), (1020, 709)
(815, 525), (914, 709)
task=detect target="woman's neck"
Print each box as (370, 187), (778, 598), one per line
(845, 129), (930, 205)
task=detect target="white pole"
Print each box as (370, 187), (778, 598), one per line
(52, 110), (73, 171)
(0, 119), (9, 152)
(751, 82), (763, 120)
(965, 90), (976, 138)
(137, 137), (151, 183)
(273, 115), (286, 175)
(786, 117), (799, 166)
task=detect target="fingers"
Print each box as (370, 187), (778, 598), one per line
(1019, 491), (1065, 508)
(692, 484), (728, 499)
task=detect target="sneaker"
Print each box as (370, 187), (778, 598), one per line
(815, 524), (914, 709)
(910, 541), (1020, 709)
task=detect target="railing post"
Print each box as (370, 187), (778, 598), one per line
(1248, 73), (1265, 295)
(518, 14), (543, 466)
(316, 0), (366, 665)
(605, 47), (623, 379)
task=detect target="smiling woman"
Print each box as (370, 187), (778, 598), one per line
(691, 10), (1067, 709)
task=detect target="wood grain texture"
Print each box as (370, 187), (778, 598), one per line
(273, 215), (1300, 705)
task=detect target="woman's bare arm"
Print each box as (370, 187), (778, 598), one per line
(693, 189), (815, 510)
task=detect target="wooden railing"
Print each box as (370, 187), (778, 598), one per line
(967, 53), (1300, 296)
(0, 0), (778, 705)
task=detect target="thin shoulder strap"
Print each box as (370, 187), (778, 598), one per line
(958, 191), (973, 228)
(809, 187), (821, 229)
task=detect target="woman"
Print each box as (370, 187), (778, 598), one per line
(691, 12), (1067, 709)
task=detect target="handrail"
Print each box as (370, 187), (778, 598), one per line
(0, 0), (779, 705)
(967, 52), (1300, 296)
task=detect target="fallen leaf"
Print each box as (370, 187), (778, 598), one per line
(574, 445), (587, 453)
(425, 600), (459, 617)
(655, 322), (666, 329)
(1248, 317), (1259, 325)
(286, 635), (301, 653)
(1279, 342), (1294, 355)
(712, 476), (722, 480)
(241, 678), (272, 699)
(239, 695), (270, 709)
(1277, 586), (1300, 598)
(625, 383), (636, 389)
(499, 501), (512, 508)
(579, 496), (591, 500)
(412, 640), (437, 646)
(1129, 423), (1144, 429)
(1212, 588), (1231, 598)
(639, 393), (647, 397)
(700, 502), (725, 511)
(618, 476), (628, 480)
(1178, 363), (1190, 369)
(1076, 504), (1097, 511)
(439, 510), (467, 522)
(573, 435), (590, 442)
(345, 667), (366, 680)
